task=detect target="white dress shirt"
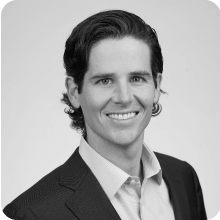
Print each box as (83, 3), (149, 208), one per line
(79, 137), (175, 220)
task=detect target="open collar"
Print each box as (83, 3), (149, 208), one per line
(79, 137), (129, 200)
(79, 137), (162, 199)
(59, 148), (121, 220)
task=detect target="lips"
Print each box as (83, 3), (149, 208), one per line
(106, 111), (139, 120)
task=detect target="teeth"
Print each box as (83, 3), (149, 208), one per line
(123, 114), (128, 120)
(108, 112), (137, 120)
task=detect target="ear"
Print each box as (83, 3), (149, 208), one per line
(65, 76), (81, 109)
(153, 73), (162, 104)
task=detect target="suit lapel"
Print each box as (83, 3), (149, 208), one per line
(59, 148), (121, 220)
(155, 153), (191, 220)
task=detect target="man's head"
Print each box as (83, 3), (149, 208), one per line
(62, 10), (163, 138)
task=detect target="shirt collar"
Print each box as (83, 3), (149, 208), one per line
(79, 137), (162, 200)
(142, 142), (162, 185)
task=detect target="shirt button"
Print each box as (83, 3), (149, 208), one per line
(131, 179), (136, 184)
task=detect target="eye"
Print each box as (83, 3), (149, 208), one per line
(97, 78), (112, 85)
(130, 76), (145, 83)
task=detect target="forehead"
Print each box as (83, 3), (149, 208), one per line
(87, 37), (152, 75)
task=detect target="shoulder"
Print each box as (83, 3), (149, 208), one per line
(3, 164), (72, 219)
(3, 148), (86, 219)
(154, 151), (192, 170)
(154, 152), (200, 185)
(3, 166), (62, 218)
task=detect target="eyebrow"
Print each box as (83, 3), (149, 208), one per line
(89, 71), (152, 81)
(89, 73), (115, 81)
(130, 71), (152, 77)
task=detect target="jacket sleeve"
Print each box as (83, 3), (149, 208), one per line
(3, 204), (37, 220)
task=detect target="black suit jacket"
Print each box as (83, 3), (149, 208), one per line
(3, 148), (207, 220)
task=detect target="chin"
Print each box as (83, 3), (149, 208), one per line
(109, 130), (142, 147)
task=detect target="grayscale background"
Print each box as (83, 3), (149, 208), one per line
(2, 0), (220, 219)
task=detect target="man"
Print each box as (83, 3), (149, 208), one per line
(3, 10), (207, 220)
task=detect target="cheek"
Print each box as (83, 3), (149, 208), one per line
(134, 88), (155, 107)
(89, 87), (111, 104)
(80, 90), (106, 116)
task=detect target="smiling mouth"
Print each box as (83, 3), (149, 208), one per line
(106, 112), (139, 120)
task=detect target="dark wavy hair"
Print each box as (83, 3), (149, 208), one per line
(61, 10), (164, 137)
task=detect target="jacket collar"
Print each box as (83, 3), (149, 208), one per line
(59, 147), (121, 220)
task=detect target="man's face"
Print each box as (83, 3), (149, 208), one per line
(78, 37), (161, 147)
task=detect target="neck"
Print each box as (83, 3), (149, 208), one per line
(86, 132), (144, 178)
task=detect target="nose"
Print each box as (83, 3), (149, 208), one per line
(112, 82), (134, 105)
